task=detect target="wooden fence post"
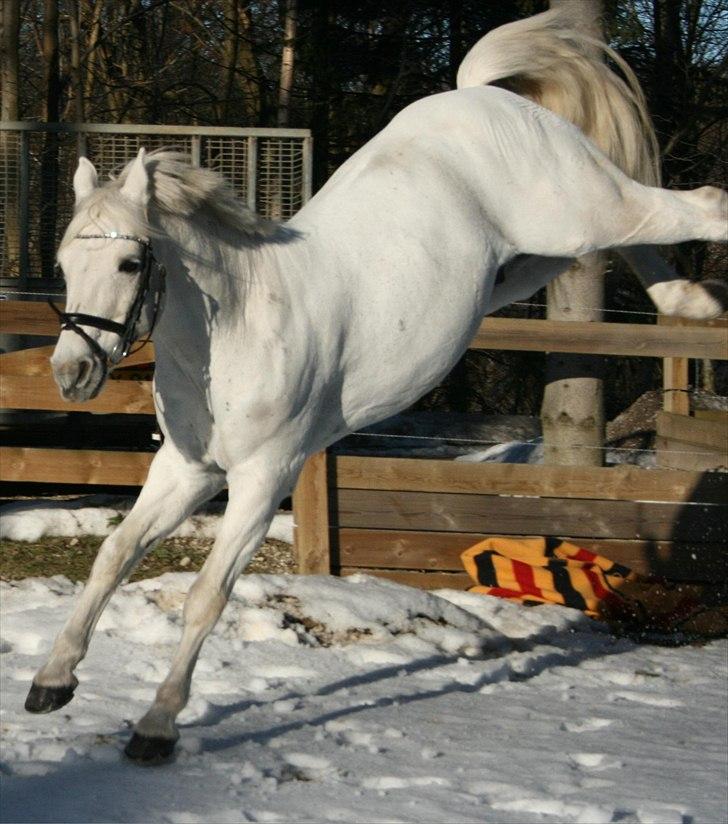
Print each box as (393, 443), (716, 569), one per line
(292, 450), (331, 575)
(659, 314), (690, 416)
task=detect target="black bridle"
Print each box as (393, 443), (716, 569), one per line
(49, 232), (166, 366)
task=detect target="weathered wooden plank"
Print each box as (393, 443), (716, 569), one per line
(471, 317), (728, 360)
(331, 456), (727, 504)
(0, 343), (155, 375)
(292, 451), (331, 574)
(334, 528), (726, 580)
(658, 314), (728, 329)
(338, 567), (472, 591)
(0, 300), (62, 336)
(0, 447), (153, 486)
(657, 411), (728, 452)
(0, 373), (155, 414)
(694, 409), (728, 423)
(655, 437), (728, 472)
(332, 489), (726, 542)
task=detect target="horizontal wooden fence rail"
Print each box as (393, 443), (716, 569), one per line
(3, 300), (727, 359)
(0, 447), (154, 486)
(470, 316), (728, 359)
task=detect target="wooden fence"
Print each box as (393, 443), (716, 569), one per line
(2, 298), (727, 586)
(292, 454), (727, 587)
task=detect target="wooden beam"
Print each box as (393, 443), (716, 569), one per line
(332, 455), (727, 504)
(470, 317), (728, 360)
(0, 446), (153, 486)
(657, 411), (728, 453)
(332, 489), (726, 543)
(334, 528), (726, 581)
(0, 300), (62, 335)
(292, 451), (331, 574)
(0, 373), (155, 414)
(658, 314), (728, 329)
(0, 343), (155, 375)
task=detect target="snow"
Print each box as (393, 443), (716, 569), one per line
(1, 572), (727, 824)
(0, 498), (293, 544)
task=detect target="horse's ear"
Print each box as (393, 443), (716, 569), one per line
(73, 157), (98, 204)
(120, 148), (150, 207)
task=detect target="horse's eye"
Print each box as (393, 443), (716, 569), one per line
(119, 259), (141, 274)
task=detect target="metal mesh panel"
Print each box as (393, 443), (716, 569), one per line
(25, 130), (77, 279)
(86, 134), (192, 181)
(0, 126), (310, 280)
(256, 137), (305, 219)
(203, 138), (250, 200)
(0, 131), (22, 277)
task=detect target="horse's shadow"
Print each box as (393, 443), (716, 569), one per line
(194, 622), (623, 754)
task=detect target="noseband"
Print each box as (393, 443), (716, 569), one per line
(49, 232), (166, 366)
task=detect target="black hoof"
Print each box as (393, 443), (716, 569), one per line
(124, 733), (177, 765)
(24, 682), (76, 714)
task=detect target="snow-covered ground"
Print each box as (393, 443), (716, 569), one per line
(1, 572), (726, 824)
(0, 497), (293, 544)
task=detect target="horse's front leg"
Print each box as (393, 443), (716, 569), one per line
(124, 453), (300, 764)
(25, 443), (224, 713)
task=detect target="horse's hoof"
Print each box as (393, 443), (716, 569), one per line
(124, 733), (176, 765)
(24, 682), (76, 714)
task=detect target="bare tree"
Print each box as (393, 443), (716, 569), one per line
(39, 0), (61, 278)
(1, 0), (21, 277)
(540, 0), (607, 467)
(277, 0), (297, 126)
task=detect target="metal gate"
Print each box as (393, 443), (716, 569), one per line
(0, 123), (312, 282)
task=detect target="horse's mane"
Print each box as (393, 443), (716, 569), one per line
(64, 149), (277, 244)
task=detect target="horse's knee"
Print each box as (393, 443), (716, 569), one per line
(647, 278), (727, 319)
(183, 578), (227, 630)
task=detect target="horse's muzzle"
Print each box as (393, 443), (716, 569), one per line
(51, 354), (107, 402)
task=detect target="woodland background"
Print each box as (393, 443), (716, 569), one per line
(1, 0), (726, 418)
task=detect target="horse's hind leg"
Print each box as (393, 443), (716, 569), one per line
(25, 443), (224, 713)
(511, 174), (727, 319)
(618, 245), (728, 319)
(124, 453), (299, 763)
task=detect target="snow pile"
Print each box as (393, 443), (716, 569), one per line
(455, 437), (656, 467)
(0, 497), (293, 544)
(1, 572), (726, 823)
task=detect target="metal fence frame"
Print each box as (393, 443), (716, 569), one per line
(0, 122), (312, 285)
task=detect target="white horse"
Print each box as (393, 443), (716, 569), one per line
(27, 9), (726, 762)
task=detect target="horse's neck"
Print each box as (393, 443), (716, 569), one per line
(150, 212), (301, 363)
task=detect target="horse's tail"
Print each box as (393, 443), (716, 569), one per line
(456, 8), (660, 186)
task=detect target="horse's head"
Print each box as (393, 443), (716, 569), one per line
(51, 149), (165, 401)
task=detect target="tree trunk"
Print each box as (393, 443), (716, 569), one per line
(40, 0), (61, 279)
(221, 0), (262, 124)
(310, 0), (331, 190)
(1, 0), (21, 277)
(67, 0), (85, 121)
(277, 0), (297, 127)
(540, 0), (606, 467)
